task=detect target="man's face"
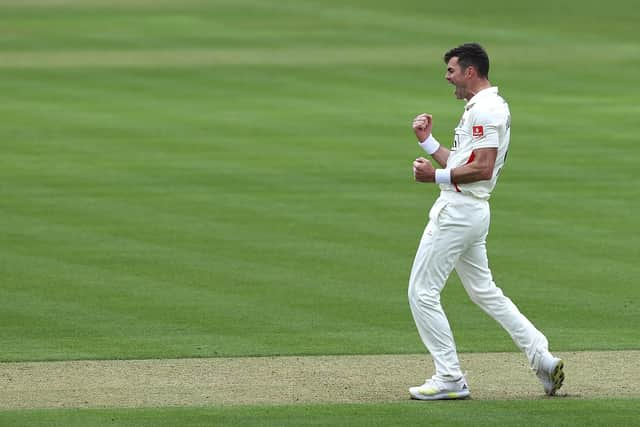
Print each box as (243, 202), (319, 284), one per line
(445, 57), (468, 100)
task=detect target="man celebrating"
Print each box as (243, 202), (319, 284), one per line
(407, 43), (564, 400)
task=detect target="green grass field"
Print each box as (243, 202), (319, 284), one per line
(1, 0), (639, 425)
(1, 400), (639, 427)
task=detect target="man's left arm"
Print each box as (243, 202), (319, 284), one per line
(413, 148), (496, 183)
(414, 108), (502, 183)
(414, 114), (499, 184)
(450, 148), (496, 183)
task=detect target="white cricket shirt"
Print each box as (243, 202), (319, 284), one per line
(440, 86), (511, 200)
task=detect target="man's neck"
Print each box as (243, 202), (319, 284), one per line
(464, 80), (492, 101)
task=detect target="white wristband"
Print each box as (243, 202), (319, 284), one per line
(435, 169), (452, 185)
(418, 134), (440, 155)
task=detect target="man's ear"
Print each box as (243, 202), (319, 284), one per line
(465, 66), (475, 79)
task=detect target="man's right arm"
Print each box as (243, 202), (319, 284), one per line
(412, 113), (450, 167)
(428, 145), (450, 168)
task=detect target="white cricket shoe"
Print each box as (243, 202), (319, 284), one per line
(536, 354), (565, 396)
(409, 376), (470, 401)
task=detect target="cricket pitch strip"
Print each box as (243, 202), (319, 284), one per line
(1, 351), (638, 410)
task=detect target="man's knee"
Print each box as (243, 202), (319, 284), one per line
(409, 285), (441, 309)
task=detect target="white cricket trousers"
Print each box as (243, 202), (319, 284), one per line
(408, 191), (549, 381)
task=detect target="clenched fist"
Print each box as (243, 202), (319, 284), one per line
(412, 113), (433, 142)
(413, 157), (436, 183)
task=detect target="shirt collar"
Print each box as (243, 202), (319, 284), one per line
(465, 86), (498, 110)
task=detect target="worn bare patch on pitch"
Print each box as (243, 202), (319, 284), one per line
(0, 351), (638, 410)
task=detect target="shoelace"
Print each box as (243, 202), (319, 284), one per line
(424, 378), (456, 391)
(426, 374), (468, 391)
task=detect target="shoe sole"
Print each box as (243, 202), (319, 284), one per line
(410, 389), (471, 401)
(548, 359), (565, 396)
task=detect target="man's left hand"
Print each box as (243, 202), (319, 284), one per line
(413, 157), (435, 182)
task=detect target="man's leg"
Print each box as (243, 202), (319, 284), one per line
(454, 239), (550, 372)
(408, 199), (470, 381)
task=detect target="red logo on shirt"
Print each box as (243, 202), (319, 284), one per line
(473, 126), (484, 137)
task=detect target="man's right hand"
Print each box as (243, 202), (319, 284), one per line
(412, 113), (433, 142)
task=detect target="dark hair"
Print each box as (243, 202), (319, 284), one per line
(444, 43), (490, 78)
